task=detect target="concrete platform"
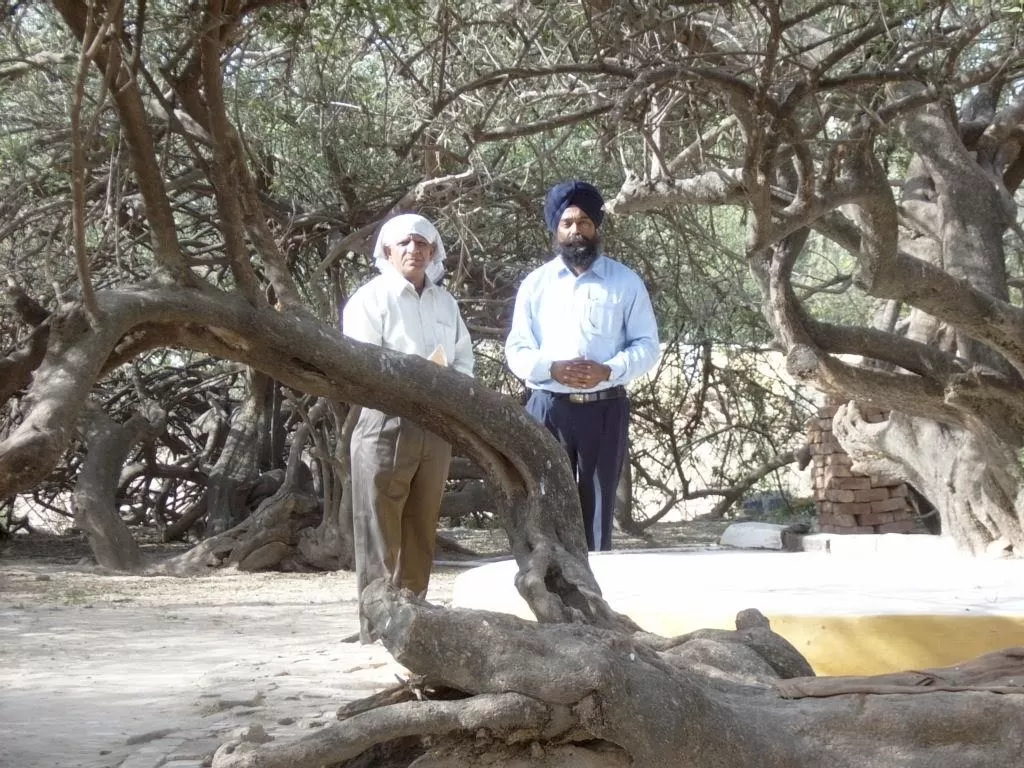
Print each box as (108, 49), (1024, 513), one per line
(451, 536), (1024, 676)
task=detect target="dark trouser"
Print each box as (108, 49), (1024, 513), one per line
(350, 408), (452, 642)
(525, 390), (629, 551)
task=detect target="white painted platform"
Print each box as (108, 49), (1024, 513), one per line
(452, 536), (1024, 675)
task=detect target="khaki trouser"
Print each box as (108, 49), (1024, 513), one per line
(350, 408), (451, 641)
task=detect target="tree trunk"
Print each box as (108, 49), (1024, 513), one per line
(613, 452), (639, 534)
(162, 492), (208, 542)
(438, 456), (497, 525)
(5, 6), (1020, 768)
(212, 584), (1024, 768)
(8, 286), (1024, 767)
(158, 488), (321, 574)
(72, 405), (163, 571)
(205, 372), (267, 535)
(297, 400), (355, 570)
(834, 402), (1024, 556)
(439, 478), (495, 524)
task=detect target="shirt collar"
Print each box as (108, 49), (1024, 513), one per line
(552, 252), (608, 279)
(380, 262), (436, 296)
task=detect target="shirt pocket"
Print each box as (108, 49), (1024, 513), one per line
(433, 318), (455, 359)
(584, 297), (622, 337)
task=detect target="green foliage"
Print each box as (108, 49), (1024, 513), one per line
(6, 0), (1021, 533)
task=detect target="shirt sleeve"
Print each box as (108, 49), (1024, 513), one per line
(504, 275), (553, 384)
(451, 301), (475, 378)
(601, 277), (659, 384)
(341, 286), (383, 347)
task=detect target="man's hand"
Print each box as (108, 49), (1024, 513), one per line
(551, 358), (612, 389)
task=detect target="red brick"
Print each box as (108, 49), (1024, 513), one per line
(852, 490), (883, 503)
(878, 520), (919, 534)
(872, 497), (910, 514)
(824, 466), (853, 481)
(833, 476), (872, 491)
(856, 512), (896, 527)
(857, 487), (891, 502)
(869, 476), (903, 488)
(827, 513), (857, 527)
(833, 501), (873, 516)
(825, 489), (856, 503)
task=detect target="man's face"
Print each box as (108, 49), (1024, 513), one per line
(387, 234), (435, 285)
(555, 205), (600, 271)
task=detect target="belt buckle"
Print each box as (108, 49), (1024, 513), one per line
(568, 392), (589, 404)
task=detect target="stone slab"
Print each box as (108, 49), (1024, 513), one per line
(719, 522), (789, 550)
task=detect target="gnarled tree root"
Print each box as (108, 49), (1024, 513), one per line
(155, 490), (320, 575)
(213, 583), (1024, 768)
(212, 692), (572, 768)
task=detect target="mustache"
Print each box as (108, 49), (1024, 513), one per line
(557, 239), (599, 270)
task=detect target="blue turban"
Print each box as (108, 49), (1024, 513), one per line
(543, 180), (605, 232)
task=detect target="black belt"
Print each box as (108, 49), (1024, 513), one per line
(544, 386), (627, 404)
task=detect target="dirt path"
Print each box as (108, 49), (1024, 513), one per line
(0, 559), (462, 768)
(0, 520), (729, 768)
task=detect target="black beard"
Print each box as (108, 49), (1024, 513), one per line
(557, 237), (599, 271)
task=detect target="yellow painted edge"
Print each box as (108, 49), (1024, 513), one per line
(629, 611), (1024, 676)
(452, 591), (1024, 677)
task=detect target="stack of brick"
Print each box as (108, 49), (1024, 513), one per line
(809, 401), (918, 534)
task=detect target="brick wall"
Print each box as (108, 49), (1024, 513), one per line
(809, 402), (918, 534)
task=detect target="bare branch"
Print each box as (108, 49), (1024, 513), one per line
(52, 0), (194, 282)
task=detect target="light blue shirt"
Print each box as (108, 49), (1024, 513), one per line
(505, 254), (660, 392)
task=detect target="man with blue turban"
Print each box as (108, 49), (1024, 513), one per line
(505, 181), (660, 551)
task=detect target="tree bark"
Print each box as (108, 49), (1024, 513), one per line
(72, 405), (163, 571)
(205, 372), (267, 535)
(833, 403), (1024, 556)
(438, 478), (495, 524)
(211, 583), (1024, 768)
(297, 400), (355, 571)
(162, 492), (207, 543)
(8, 6), (1022, 768)
(158, 488), (321, 575)
(0, 286), (624, 629)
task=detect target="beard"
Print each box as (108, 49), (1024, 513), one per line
(556, 233), (600, 272)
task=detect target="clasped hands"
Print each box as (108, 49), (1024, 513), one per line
(551, 358), (612, 389)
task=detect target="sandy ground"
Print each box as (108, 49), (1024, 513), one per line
(0, 522), (727, 768)
(0, 554), (465, 768)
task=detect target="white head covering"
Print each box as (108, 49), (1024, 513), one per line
(372, 213), (446, 284)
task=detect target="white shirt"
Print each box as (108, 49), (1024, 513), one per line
(505, 254), (659, 392)
(342, 265), (474, 377)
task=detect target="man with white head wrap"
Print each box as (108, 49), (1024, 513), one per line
(343, 213), (473, 641)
